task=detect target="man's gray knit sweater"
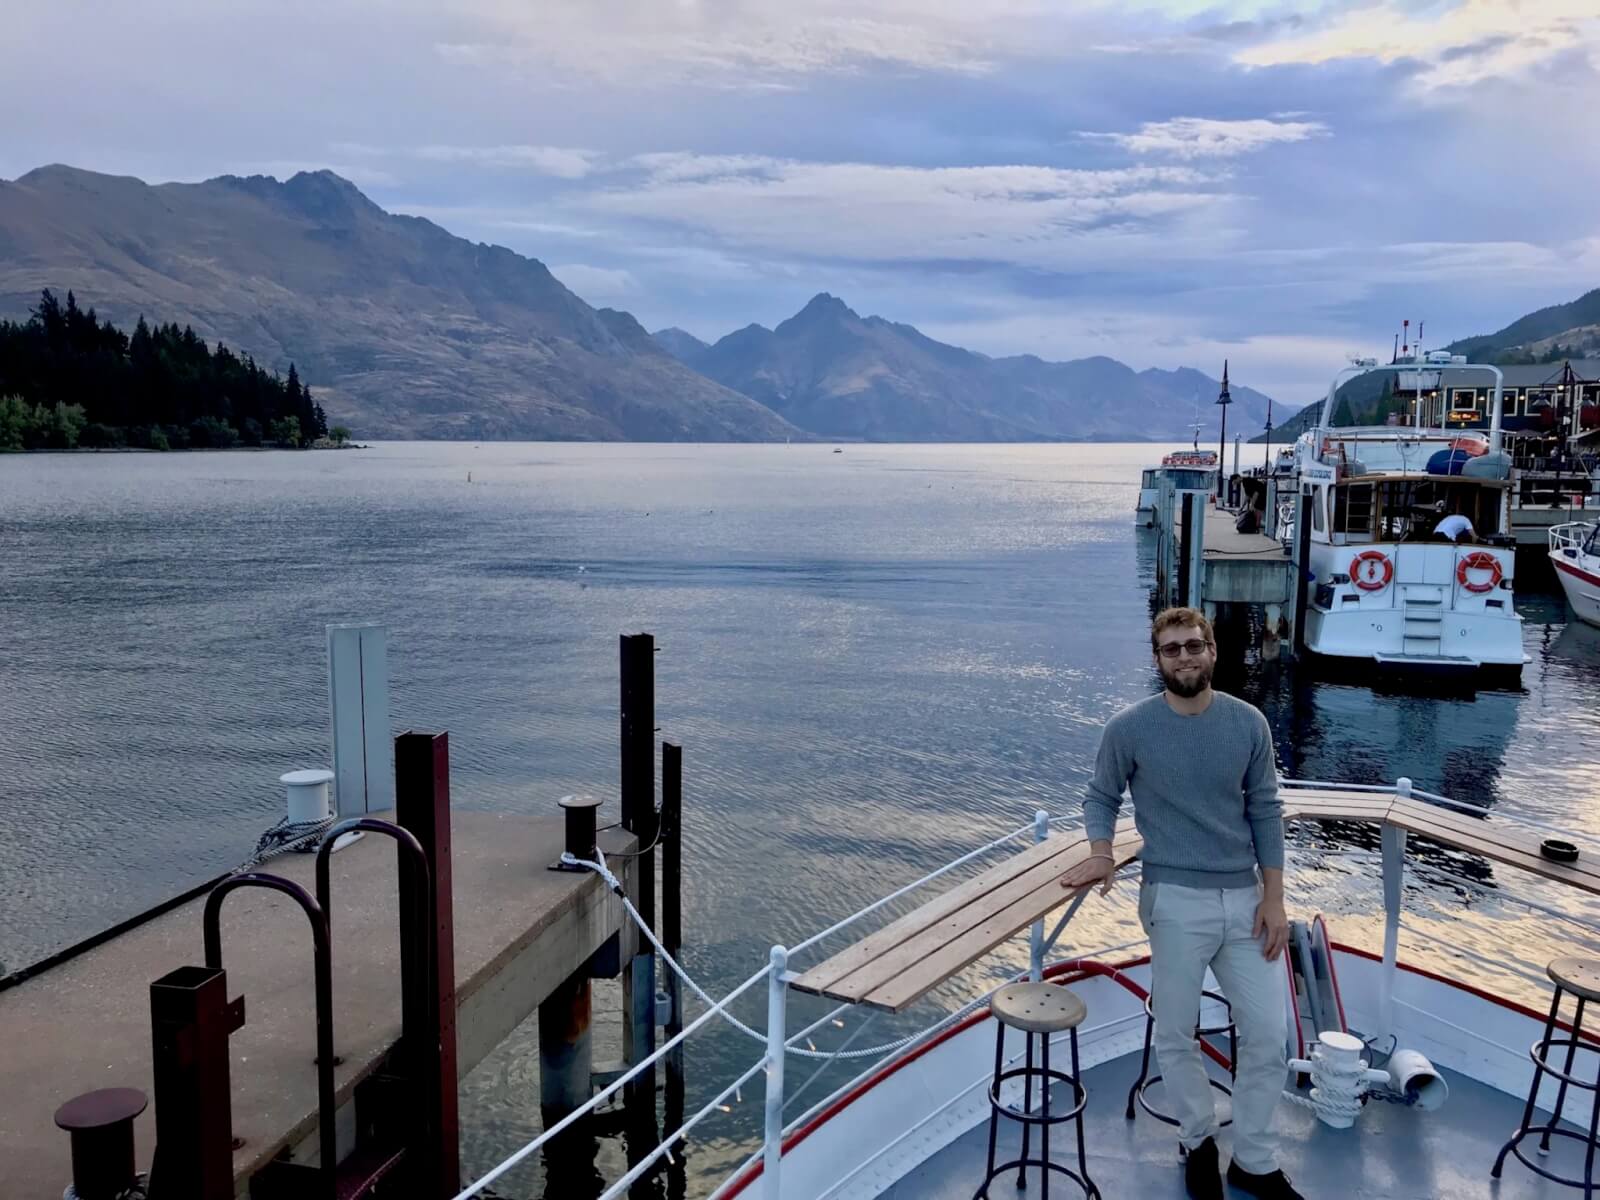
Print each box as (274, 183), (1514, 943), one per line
(1084, 691), (1283, 889)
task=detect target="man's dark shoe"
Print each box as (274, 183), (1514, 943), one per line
(1184, 1136), (1223, 1200)
(1226, 1161), (1305, 1199)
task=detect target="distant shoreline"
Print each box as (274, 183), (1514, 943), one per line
(10, 442), (366, 454)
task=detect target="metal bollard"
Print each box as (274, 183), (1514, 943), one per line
(557, 793), (603, 867)
(54, 1088), (148, 1200)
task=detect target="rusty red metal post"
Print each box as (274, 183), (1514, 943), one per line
(619, 634), (658, 1128)
(396, 730), (461, 1198)
(661, 741), (685, 1165)
(147, 964), (243, 1200)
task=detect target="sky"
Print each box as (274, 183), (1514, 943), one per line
(5, 1), (1600, 404)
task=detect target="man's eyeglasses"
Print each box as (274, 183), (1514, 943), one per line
(1156, 639), (1213, 659)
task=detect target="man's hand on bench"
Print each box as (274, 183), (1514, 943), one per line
(1058, 839), (1117, 896)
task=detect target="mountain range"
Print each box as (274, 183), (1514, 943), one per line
(655, 294), (1275, 442)
(1446, 286), (1600, 362)
(0, 165), (795, 441)
(0, 164), (1277, 441)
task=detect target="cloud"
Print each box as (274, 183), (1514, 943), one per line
(412, 144), (603, 178)
(1234, 0), (1599, 90)
(588, 154), (1230, 268)
(333, 141), (603, 179)
(431, 1), (1036, 87)
(1091, 115), (1328, 159)
(549, 263), (641, 300)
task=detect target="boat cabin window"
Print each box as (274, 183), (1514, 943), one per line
(1372, 478), (1505, 541)
(1332, 482), (1376, 542)
(1312, 486), (1326, 533)
(1141, 469), (1157, 488)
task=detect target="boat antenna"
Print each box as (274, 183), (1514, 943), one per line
(1402, 319), (1409, 357)
(1417, 319), (1425, 355)
(1392, 332), (1399, 364)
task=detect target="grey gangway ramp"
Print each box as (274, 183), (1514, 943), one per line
(0, 810), (637, 1197)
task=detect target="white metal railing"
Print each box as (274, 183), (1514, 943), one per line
(455, 777), (1599, 1200)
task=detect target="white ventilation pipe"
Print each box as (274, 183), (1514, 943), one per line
(1285, 1031), (1447, 1128)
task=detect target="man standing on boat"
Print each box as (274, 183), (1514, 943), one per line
(1059, 606), (1298, 1200)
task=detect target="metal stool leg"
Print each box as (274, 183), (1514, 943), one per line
(1495, 986), (1564, 1178)
(1545, 994), (1588, 1154)
(1072, 1027), (1099, 1200)
(1586, 1069), (1600, 1199)
(1126, 1012), (1154, 1119)
(985, 1020), (1004, 1180)
(1041, 1030), (1051, 1200)
(1018, 1032), (1034, 1188)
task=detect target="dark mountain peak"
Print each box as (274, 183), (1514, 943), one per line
(595, 307), (657, 352)
(778, 292), (859, 332)
(12, 164), (152, 199)
(279, 170), (383, 221)
(207, 169), (381, 224)
(651, 326), (711, 364)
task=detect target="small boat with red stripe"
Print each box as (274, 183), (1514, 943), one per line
(1550, 521), (1600, 627)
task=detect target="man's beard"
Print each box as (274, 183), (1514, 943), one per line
(1160, 659), (1213, 698)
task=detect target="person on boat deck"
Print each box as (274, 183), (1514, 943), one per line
(1059, 606), (1299, 1200)
(1434, 511), (1476, 543)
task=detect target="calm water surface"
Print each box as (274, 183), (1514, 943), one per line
(2, 443), (1597, 1196)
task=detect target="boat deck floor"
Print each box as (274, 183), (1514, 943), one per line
(884, 1049), (1589, 1199)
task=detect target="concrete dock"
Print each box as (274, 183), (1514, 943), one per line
(0, 810), (636, 1197)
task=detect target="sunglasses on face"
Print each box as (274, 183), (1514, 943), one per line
(1156, 639), (1213, 659)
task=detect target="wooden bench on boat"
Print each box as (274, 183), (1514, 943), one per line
(789, 787), (1600, 1013)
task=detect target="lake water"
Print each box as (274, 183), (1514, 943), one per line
(2, 442), (1597, 1197)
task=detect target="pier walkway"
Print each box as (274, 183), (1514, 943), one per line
(0, 811), (636, 1197)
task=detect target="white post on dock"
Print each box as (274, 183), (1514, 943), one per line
(1158, 473), (1177, 603)
(764, 944), (788, 1200)
(327, 624), (393, 816)
(1030, 809), (1049, 982)
(1379, 778), (1411, 1040)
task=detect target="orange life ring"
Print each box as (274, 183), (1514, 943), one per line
(1350, 550), (1392, 591)
(1456, 551), (1503, 593)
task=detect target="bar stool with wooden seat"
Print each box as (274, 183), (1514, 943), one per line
(1125, 987), (1237, 1129)
(976, 981), (1100, 1199)
(1493, 957), (1600, 1193)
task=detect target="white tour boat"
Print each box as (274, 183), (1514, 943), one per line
(1293, 356), (1525, 676)
(1137, 450), (1218, 528)
(1550, 520), (1600, 627)
(458, 778), (1600, 1200)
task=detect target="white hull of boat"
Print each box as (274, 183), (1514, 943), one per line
(1303, 605), (1525, 668)
(1548, 534), (1600, 624)
(1552, 551), (1600, 628)
(717, 949), (1568, 1199)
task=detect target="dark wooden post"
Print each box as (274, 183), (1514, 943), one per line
(661, 742), (684, 1154)
(1178, 495), (1195, 608)
(1293, 491), (1313, 657)
(618, 635), (658, 1128)
(395, 731), (460, 1198)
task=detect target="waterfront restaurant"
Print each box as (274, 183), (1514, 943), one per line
(1399, 359), (1600, 443)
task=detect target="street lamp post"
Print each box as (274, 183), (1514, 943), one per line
(1216, 360), (1233, 502)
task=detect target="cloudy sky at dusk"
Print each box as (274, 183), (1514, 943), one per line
(6, 0), (1600, 402)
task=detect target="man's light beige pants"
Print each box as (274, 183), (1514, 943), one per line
(1138, 880), (1288, 1174)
